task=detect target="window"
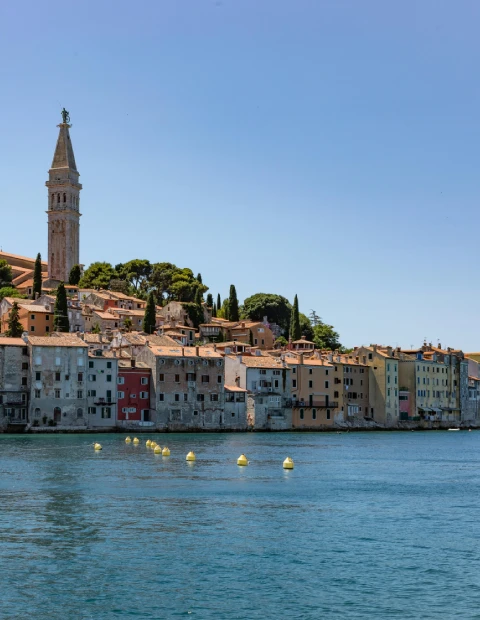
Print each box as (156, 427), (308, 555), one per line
(274, 380), (279, 388)
(326, 409), (331, 420)
(34, 408), (41, 417)
(30, 326), (35, 332)
(368, 353), (373, 360)
(309, 368), (313, 375)
(22, 362), (28, 370)
(35, 389), (41, 398)
(210, 394), (218, 401)
(106, 375), (112, 382)
(325, 380), (329, 388)
(141, 377), (148, 385)
(273, 370), (281, 376)
(309, 380), (313, 388)
(260, 370), (267, 375)
(77, 358), (84, 367)
(20, 376), (27, 386)
(193, 410), (198, 416)
(117, 391), (124, 398)
(55, 389), (61, 399)
(140, 391), (148, 399)
(89, 361), (94, 369)
(334, 391), (339, 398)
(159, 373), (164, 381)
(45, 326), (50, 333)
(101, 407), (111, 419)
(159, 393), (164, 401)
(88, 390), (96, 397)
(175, 374), (180, 383)
(300, 408), (304, 420)
(31, 314), (35, 320)
(292, 379), (297, 388)
(88, 374), (96, 382)
(174, 393), (180, 402)
(183, 393), (188, 402)
(217, 375), (222, 384)
(254, 339), (258, 345)
(312, 409), (317, 420)
(197, 394), (205, 402)
(78, 373), (83, 382)
(292, 367), (296, 374)
(77, 390), (83, 399)
(88, 407), (96, 414)
(201, 375), (209, 383)
(107, 361), (112, 369)
(117, 376), (125, 384)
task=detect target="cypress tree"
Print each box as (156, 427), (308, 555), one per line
(195, 287), (203, 306)
(206, 293), (213, 308)
(6, 301), (24, 337)
(143, 291), (156, 334)
(69, 264), (81, 285)
(212, 302), (217, 318)
(33, 253), (42, 298)
(197, 273), (203, 284)
(217, 294), (221, 310)
(54, 283), (70, 332)
(290, 294), (301, 341)
(228, 284), (239, 322)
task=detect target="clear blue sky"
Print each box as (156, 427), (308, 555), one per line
(1, 0), (479, 350)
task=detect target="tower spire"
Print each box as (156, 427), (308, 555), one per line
(45, 109), (82, 283)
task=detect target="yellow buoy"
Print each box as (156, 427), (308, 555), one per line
(146, 440), (151, 447)
(94, 443), (102, 451)
(154, 445), (162, 454)
(186, 451), (196, 461)
(283, 457), (294, 469)
(125, 436), (132, 443)
(237, 454), (248, 466)
(133, 437), (140, 444)
(162, 447), (170, 456)
(150, 441), (157, 448)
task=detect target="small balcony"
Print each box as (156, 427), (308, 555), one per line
(93, 397), (116, 405)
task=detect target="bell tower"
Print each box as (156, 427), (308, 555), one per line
(45, 109), (82, 283)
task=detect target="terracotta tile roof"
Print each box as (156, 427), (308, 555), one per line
(224, 385), (248, 392)
(149, 345), (222, 359)
(285, 357), (334, 367)
(0, 250), (48, 266)
(4, 297), (34, 305)
(83, 334), (108, 343)
(92, 311), (119, 320)
(118, 360), (150, 369)
(28, 336), (88, 347)
(146, 335), (178, 346)
(19, 304), (53, 313)
(0, 337), (26, 346)
(229, 355), (287, 369)
(292, 339), (315, 344)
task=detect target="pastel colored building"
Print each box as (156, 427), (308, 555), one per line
(116, 360), (153, 425)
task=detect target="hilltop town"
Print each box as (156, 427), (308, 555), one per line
(0, 113), (478, 432)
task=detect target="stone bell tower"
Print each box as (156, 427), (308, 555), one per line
(45, 109), (82, 283)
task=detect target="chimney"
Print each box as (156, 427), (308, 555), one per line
(387, 346), (393, 357)
(438, 342), (442, 350)
(113, 350), (117, 358)
(195, 346), (199, 356)
(131, 358), (136, 368)
(299, 353), (304, 365)
(35, 292), (39, 300)
(372, 344), (377, 352)
(181, 347), (184, 356)
(213, 344), (217, 352)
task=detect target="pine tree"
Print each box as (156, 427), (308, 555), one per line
(290, 294), (301, 341)
(33, 253), (42, 298)
(195, 287), (203, 306)
(206, 293), (213, 308)
(197, 273), (203, 284)
(217, 294), (221, 310)
(212, 302), (217, 318)
(6, 301), (24, 337)
(143, 292), (156, 334)
(228, 284), (239, 322)
(54, 283), (70, 332)
(69, 264), (81, 285)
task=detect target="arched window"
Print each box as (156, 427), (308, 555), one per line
(63, 193), (66, 203)
(77, 408), (83, 418)
(34, 408), (41, 417)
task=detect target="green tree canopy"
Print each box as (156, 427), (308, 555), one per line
(123, 316), (133, 332)
(115, 259), (152, 294)
(6, 301), (24, 337)
(143, 292), (156, 334)
(313, 323), (341, 351)
(54, 282), (70, 332)
(299, 312), (314, 341)
(0, 287), (24, 302)
(0, 260), (13, 288)
(33, 253), (42, 297)
(92, 323), (101, 334)
(228, 285), (239, 322)
(148, 263), (206, 303)
(68, 264), (81, 286)
(243, 293), (292, 332)
(290, 294), (301, 340)
(78, 262), (117, 289)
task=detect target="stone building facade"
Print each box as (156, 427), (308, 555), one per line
(46, 116), (82, 283)
(86, 349), (118, 428)
(0, 338), (29, 430)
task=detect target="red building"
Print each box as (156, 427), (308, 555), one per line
(117, 360), (153, 422)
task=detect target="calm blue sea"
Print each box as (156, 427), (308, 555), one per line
(1, 431), (480, 619)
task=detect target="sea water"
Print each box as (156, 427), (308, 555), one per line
(1, 431), (480, 619)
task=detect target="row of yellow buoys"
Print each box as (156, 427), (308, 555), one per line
(97, 439), (294, 468)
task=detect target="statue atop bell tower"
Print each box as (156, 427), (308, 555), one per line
(45, 109), (82, 283)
